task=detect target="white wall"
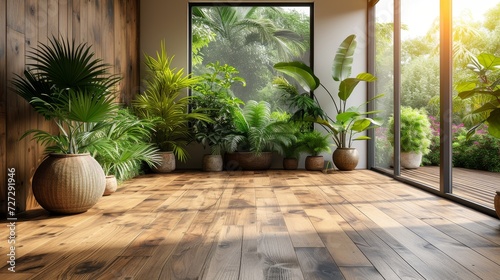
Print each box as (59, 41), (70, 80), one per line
(140, 0), (369, 169)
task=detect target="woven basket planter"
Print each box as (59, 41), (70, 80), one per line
(32, 153), (106, 214)
(103, 175), (118, 196)
(153, 151), (176, 173)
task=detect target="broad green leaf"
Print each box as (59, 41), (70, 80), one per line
(274, 61), (320, 91)
(477, 53), (500, 71)
(332, 34), (356, 82)
(353, 136), (371, 141)
(338, 73), (375, 101)
(351, 119), (371, 132)
(487, 109), (500, 138)
(336, 111), (359, 123)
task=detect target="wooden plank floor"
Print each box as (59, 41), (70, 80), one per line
(1, 170), (499, 279)
(400, 166), (499, 209)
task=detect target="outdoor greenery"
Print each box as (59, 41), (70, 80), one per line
(191, 5), (310, 109)
(375, 2), (500, 171)
(388, 107), (432, 155)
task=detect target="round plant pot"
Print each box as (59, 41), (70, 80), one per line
(401, 151), (423, 169)
(203, 154), (223, 172)
(494, 191), (500, 219)
(305, 156), (324, 171)
(32, 153), (106, 214)
(153, 151), (176, 173)
(225, 152), (273, 170)
(283, 157), (299, 170)
(332, 148), (359, 171)
(103, 175), (118, 196)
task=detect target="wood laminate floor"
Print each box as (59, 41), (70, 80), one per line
(1, 170), (499, 279)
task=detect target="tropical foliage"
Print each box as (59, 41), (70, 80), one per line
(388, 107), (432, 154)
(274, 34), (383, 149)
(457, 53), (500, 138)
(89, 108), (161, 182)
(226, 100), (296, 155)
(297, 131), (331, 156)
(191, 62), (245, 155)
(191, 5), (310, 107)
(12, 37), (120, 154)
(134, 41), (212, 162)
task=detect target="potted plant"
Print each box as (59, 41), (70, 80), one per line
(297, 130), (332, 171)
(274, 34), (383, 170)
(225, 100), (296, 170)
(388, 106), (432, 169)
(456, 52), (500, 217)
(89, 108), (162, 195)
(191, 62), (245, 171)
(11, 37), (119, 214)
(133, 41), (212, 172)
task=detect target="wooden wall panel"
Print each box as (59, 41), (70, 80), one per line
(0, 0), (7, 216)
(0, 0), (140, 215)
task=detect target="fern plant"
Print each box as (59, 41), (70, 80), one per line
(226, 100), (296, 155)
(297, 130), (331, 156)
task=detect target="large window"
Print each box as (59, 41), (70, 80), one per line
(190, 4), (312, 111)
(371, 0), (500, 216)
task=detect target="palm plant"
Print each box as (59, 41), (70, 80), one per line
(89, 108), (162, 182)
(133, 41), (212, 162)
(11, 37), (120, 154)
(226, 100), (295, 155)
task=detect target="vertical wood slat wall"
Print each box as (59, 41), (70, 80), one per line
(0, 0), (140, 214)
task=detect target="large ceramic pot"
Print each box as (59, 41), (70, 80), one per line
(332, 148), (359, 171)
(283, 158), (299, 170)
(225, 152), (273, 170)
(153, 151), (176, 173)
(400, 152), (423, 169)
(494, 191), (500, 219)
(32, 153), (106, 214)
(305, 156), (324, 171)
(203, 154), (223, 172)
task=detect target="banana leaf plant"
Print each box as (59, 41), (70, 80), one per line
(273, 34), (384, 148)
(457, 53), (500, 139)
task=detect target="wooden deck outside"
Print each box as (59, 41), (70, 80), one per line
(1, 170), (499, 279)
(400, 166), (499, 209)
